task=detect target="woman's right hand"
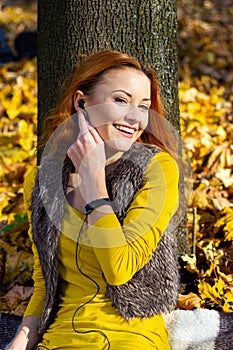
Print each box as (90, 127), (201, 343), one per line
(67, 111), (108, 204)
(68, 111), (106, 174)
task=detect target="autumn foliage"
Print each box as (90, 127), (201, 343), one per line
(0, 0), (232, 315)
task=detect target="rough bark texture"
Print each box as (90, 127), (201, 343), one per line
(38, 0), (189, 254)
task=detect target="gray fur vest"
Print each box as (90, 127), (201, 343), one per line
(30, 142), (180, 334)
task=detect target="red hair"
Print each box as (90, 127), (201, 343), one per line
(39, 50), (177, 157)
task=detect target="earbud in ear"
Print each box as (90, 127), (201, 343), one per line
(78, 100), (85, 109)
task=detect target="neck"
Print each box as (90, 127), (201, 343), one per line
(105, 145), (123, 165)
(105, 152), (123, 166)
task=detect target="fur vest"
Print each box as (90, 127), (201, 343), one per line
(30, 142), (180, 334)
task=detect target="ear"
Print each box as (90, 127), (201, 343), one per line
(73, 90), (86, 112)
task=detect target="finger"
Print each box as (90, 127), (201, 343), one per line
(67, 144), (82, 172)
(86, 123), (103, 144)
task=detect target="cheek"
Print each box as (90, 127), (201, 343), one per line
(139, 113), (149, 130)
(95, 124), (110, 140)
(88, 103), (124, 128)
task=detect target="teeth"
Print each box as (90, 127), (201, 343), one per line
(114, 125), (135, 134)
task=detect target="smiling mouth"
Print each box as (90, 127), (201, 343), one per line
(113, 124), (137, 135)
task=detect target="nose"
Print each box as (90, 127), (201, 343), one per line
(124, 104), (148, 128)
(124, 104), (139, 123)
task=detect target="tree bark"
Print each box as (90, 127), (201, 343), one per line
(38, 0), (190, 255)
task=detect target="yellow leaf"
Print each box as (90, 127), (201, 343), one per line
(180, 254), (199, 274)
(215, 168), (233, 188)
(199, 278), (233, 312)
(17, 120), (35, 151)
(222, 291), (233, 312)
(214, 208), (233, 241)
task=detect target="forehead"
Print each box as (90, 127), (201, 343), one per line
(98, 68), (151, 94)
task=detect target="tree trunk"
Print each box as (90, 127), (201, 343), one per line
(38, 0), (190, 255)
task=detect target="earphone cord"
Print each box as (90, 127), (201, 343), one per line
(72, 218), (110, 349)
(33, 219), (110, 350)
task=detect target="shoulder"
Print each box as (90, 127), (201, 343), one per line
(145, 151), (179, 183)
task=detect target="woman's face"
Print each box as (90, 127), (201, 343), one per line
(74, 68), (151, 158)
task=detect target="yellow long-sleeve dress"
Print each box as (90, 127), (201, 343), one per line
(23, 151), (179, 350)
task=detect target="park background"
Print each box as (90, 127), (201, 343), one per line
(0, 0), (232, 316)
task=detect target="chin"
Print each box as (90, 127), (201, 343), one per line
(107, 138), (136, 154)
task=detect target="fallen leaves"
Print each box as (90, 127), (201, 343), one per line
(2, 286), (34, 316)
(215, 208), (233, 242)
(178, 0), (233, 313)
(199, 278), (233, 312)
(0, 213), (33, 315)
(0, 58), (37, 223)
(178, 292), (202, 310)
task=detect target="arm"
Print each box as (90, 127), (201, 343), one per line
(88, 152), (179, 285)
(67, 113), (179, 286)
(6, 316), (40, 350)
(7, 168), (46, 349)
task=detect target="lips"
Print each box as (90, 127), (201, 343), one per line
(113, 124), (137, 136)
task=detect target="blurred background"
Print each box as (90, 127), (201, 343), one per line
(0, 0), (232, 317)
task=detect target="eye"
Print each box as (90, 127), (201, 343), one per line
(139, 104), (149, 111)
(114, 97), (128, 104)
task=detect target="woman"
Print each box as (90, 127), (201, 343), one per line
(8, 50), (180, 349)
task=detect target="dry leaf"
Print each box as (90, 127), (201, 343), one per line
(178, 292), (202, 310)
(4, 286), (34, 309)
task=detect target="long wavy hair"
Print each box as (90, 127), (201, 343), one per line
(39, 50), (178, 158)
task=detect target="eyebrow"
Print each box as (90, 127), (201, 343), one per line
(111, 89), (151, 102)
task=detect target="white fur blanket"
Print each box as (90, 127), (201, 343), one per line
(164, 309), (233, 350)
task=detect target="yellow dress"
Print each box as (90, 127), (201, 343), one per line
(23, 152), (179, 350)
